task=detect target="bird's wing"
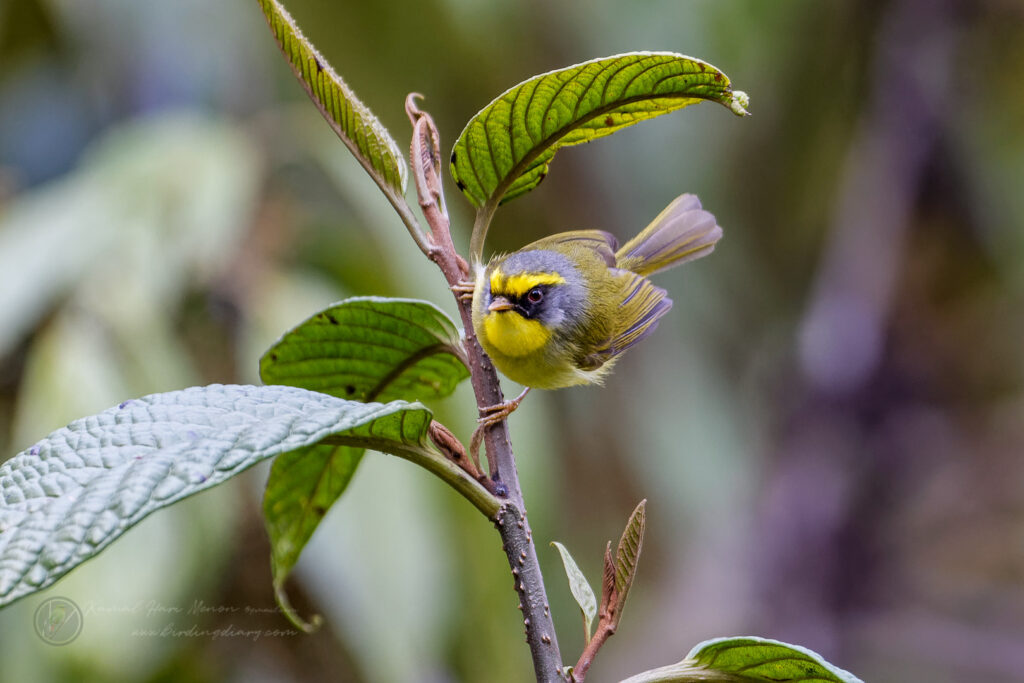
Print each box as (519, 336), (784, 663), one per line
(579, 270), (672, 369)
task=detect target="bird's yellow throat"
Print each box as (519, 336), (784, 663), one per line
(483, 311), (551, 357)
(481, 268), (564, 358)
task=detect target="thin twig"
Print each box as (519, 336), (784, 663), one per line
(405, 94), (566, 682)
(571, 542), (618, 681)
(574, 621), (616, 681)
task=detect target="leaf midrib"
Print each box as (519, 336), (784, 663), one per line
(365, 343), (454, 401)
(487, 89), (714, 206)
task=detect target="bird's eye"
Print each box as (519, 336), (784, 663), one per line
(526, 288), (543, 304)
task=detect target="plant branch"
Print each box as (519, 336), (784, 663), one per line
(406, 94), (566, 682)
(574, 621), (617, 681)
(497, 504), (565, 681)
(571, 542), (618, 681)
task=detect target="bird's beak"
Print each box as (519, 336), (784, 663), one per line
(488, 296), (515, 312)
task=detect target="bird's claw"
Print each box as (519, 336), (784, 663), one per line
(476, 387), (530, 428)
(468, 388), (531, 487)
(451, 279), (475, 303)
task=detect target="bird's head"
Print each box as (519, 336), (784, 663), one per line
(478, 249), (585, 356)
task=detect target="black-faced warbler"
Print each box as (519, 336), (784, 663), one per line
(468, 193), (722, 420)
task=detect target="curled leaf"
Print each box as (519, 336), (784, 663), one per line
(613, 499), (647, 620)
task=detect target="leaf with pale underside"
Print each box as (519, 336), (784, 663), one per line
(619, 636), (864, 683)
(450, 52), (749, 215)
(551, 541), (598, 644)
(260, 297), (469, 404)
(0, 384), (483, 609)
(257, 0), (407, 197)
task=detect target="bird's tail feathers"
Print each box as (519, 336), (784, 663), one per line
(615, 193), (723, 276)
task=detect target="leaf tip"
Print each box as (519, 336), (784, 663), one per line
(729, 90), (751, 116)
(274, 580), (323, 634)
(405, 92), (425, 123)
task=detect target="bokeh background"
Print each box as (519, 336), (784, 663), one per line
(1, 0), (1022, 681)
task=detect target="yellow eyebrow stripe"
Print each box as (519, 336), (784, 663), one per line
(490, 270), (565, 297)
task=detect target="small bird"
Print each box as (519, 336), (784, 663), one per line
(468, 193), (723, 425)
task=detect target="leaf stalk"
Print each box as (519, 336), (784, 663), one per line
(470, 199), (499, 264)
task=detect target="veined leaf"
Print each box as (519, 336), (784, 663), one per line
(263, 443), (362, 631)
(551, 541), (598, 643)
(613, 499), (646, 619)
(450, 52), (749, 213)
(619, 636), (864, 683)
(260, 297), (469, 404)
(0, 384), (495, 609)
(259, 298), (471, 629)
(257, 0), (407, 197)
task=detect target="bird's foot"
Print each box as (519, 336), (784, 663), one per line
(451, 279), (475, 303)
(477, 387), (531, 429)
(469, 388), (531, 476)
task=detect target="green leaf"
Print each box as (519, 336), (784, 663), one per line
(257, 0), (407, 197)
(263, 443), (362, 632)
(619, 636), (864, 683)
(260, 297), (469, 404)
(551, 541), (598, 643)
(0, 384), (496, 609)
(450, 51), (749, 211)
(613, 499), (646, 619)
(259, 298), (470, 629)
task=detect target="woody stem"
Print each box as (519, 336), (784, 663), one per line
(405, 95), (566, 682)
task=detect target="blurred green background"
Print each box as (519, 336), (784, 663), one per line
(1, 0), (1022, 681)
